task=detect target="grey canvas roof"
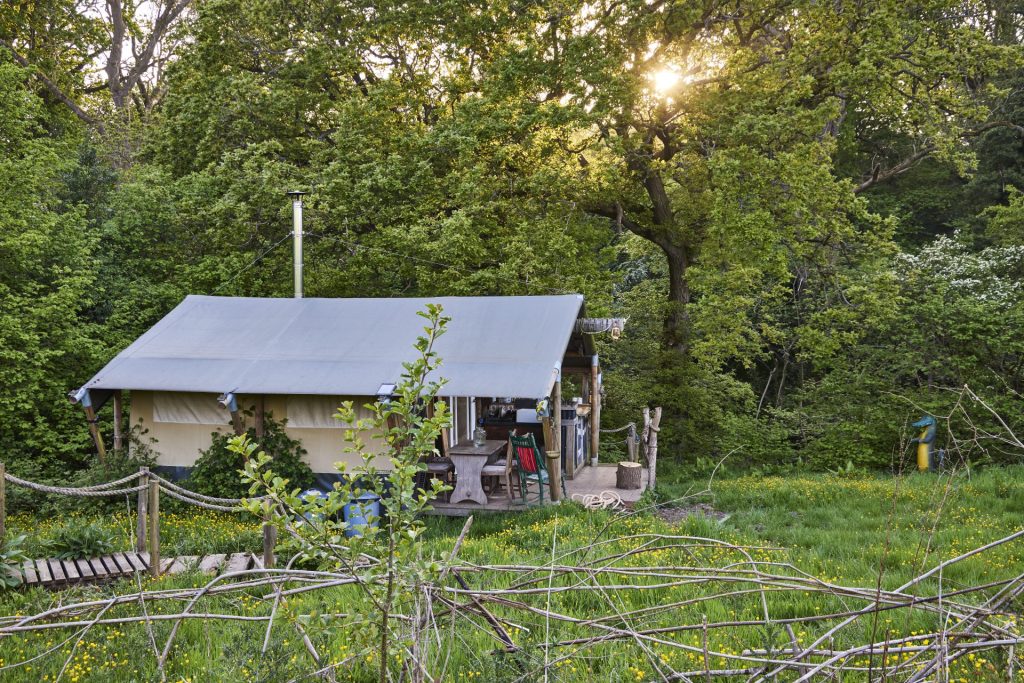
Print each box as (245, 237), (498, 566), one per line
(85, 295), (585, 399)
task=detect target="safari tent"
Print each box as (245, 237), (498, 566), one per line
(75, 295), (603, 486)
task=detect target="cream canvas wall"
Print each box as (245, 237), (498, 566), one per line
(130, 391), (389, 473)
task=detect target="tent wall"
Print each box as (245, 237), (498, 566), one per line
(130, 392), (233, 468)
(130, 391), (388, 474)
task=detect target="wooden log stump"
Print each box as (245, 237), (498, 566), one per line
(616, 461), (642, 490)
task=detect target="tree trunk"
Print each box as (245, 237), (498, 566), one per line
(663, 244), (691, 352)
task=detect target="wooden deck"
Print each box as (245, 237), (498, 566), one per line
(429, 463), (649, 516)
(12, 551), (266, 589)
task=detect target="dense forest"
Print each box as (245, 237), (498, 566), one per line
(2, 0), (1023, 482)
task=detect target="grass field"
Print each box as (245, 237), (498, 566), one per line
(0, 466), (1021, 681)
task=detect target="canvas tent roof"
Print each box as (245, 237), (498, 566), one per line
(84, 295), (586, 399)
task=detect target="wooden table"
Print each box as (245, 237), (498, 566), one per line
(448, 440), (507, 505)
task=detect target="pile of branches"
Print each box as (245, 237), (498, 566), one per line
(0, 511), (1020, 682)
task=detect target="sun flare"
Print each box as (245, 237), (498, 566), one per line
(651, 68), (681, 94)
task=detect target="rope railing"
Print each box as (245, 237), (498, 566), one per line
(2, 471), (147, 497)
(148, 473), (265, 506)
(0, 463), (278, 578)
(157, 485), (239, 512)
(599, 421), (636, 434)
(599, 421), (640, 462)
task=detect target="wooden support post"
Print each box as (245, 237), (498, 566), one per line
(545, 451), (562, 502)
(136, 467), (149, 553)
(255, 396), (265, 438)
(148, 479), (160, 577)
(552, 373), (562, 460)
(590, 358), (601, 465)
(229, 409), (245, 436)
(262, 500), (276, 569)
(112, 390), (124, 452)
(83, 404), (107, 464)
(0, 462), (6, 538)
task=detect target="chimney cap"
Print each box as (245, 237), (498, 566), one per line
(286, 189), (308, 196)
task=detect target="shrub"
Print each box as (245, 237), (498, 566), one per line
(189, 413), (314, 499)
(0, 535), (28, 589)
(45, 523), (115, 559)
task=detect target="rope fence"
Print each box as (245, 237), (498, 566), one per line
(0, 463), (276, 577)
(2, 470), (147, 497)
(600, 421), (640, 461)
(155, 484), (240, 513)
(148, 473), (266, 505)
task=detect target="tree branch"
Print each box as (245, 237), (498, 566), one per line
(853, 120), (1024, 194)
(0, 39), (102, 129)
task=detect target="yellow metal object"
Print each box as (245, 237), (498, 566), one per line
(916, 429), (930, 472)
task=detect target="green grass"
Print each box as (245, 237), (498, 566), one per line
(0, 467), (1021, 681)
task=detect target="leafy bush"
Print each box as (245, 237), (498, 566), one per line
(45, 523), (115, 560)
(189, 413), (314, 499)
(0, 535), (28, 589)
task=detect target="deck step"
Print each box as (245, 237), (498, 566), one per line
(199, 554), (226, 574)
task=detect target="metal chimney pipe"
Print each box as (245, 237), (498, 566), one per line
(287, 190), (307, 298)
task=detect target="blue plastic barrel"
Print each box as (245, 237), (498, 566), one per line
(299, 489), (328, 523)
(342, 492), (381, 537)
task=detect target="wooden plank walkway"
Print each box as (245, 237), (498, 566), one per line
(12, 551), (265, 589)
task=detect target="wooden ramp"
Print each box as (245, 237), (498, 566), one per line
(14, 552), (265, 589)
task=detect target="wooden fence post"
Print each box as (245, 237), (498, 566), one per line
(136, 467), (149, 553)
(0, 462), (6, 538)
(642, 407), (662, 491)
(148, 478), (160, 577)
(626, 423), (639, 462)
(262, 500), (276, 569)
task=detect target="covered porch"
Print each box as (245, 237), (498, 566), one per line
(427, 463), (649, 516)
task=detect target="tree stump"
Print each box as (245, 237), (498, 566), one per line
(616, 461), (642, 490)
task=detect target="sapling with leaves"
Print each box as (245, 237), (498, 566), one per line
(231, 304), (452, 682)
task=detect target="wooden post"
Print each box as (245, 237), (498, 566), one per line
(0, 462), (6, 538)
(642, 407), (662, 490)
(83, 404), (107, 464)
(626, 423), (639, 462)
(136, 467), (149, 553)
(590, 358), (601, 465)
(229, 409), (245, 436)
(148, 478), (160, 577)
(642, 408), (650, 459)
(112, 390), (124, 452)
(255, 396), (266, 438)
(545, 451), (562, 502)
(262, 500), (276, 569)
(552, 374), (562, 461)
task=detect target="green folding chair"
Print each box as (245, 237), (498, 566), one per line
(510, 433), (566, 505)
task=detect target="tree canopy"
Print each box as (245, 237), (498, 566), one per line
(2, 0), (1023, 473)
